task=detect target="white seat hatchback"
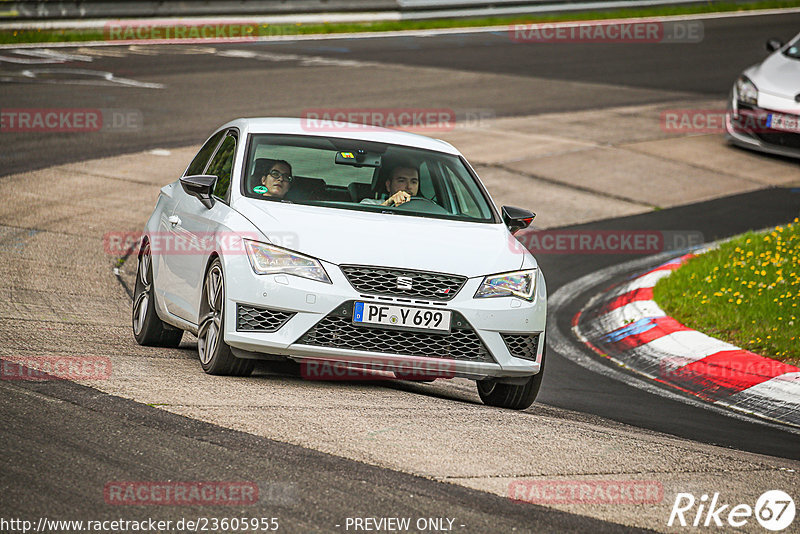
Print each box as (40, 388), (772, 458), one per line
(133, 118), (547, 409)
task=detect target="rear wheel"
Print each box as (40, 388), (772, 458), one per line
(132, 242), (183, 347)
(477, 348), (545, 410)
(197, 259), (254, 376)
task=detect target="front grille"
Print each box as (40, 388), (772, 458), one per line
(753, 132), (800, 150)
(502, 333), (539, 361)
(340, 265), (466, 301)
(297, 301), (493, 363)
(236, 304), (295, 332)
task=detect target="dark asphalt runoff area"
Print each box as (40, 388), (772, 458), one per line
(1, 376), (637, 533)
(1, 10), (799, 532)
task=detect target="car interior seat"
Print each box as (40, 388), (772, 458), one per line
(348, 182), (373, 202)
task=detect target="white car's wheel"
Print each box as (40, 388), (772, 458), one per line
(477, 348), (545, 410)
(197, 259), (254, 376)
(132, 242), (183, 347)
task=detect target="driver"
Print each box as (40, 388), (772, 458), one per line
(361, 164), (419, 207)
(259, 160), (293, 199)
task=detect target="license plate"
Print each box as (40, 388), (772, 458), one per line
(353, 302), (451, 332)
(767, 112), (800, 133)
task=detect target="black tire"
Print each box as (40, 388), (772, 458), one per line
(132, 242), (183, 348)
(197, 258), (254, 376)
(477, 347), (545, 410)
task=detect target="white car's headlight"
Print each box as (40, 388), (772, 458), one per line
(735, 76), (758, 106)
(474, 269), (537, 301)
(244, 240), (331, 284)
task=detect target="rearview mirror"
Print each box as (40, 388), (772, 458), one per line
(335, 149), (381, 168)
(180, 174), (217, 209)
(766, 38), (783, 52)
(502, 206), (535, 234)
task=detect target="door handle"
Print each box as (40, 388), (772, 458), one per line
(168, 215), (181, 227)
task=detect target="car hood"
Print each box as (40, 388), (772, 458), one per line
(235, 198), (528, 278)
(747, 53), (800, 99)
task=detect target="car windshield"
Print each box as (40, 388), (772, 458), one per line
(242, 134), (496, 223)
(784, 35), (800, 59)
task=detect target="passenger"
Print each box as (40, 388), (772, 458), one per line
(361, 164), (419, 207)
(259, 160), (293, 199)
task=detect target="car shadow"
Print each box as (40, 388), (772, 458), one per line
(249, 358), (482, 406)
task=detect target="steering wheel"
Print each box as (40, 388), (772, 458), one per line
(393, 197), (449, 214)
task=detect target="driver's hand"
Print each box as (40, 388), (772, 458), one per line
(383, 191), (411, 206)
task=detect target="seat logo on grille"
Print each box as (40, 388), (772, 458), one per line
(396, 276), (413, 290)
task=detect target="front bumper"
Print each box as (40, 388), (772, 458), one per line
(221, 256), (546, 380)
(725, 90), (800, 159)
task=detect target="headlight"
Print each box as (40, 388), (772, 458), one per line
(244, 240), (331, 284)
(474, 269), (536, 301)
(735, 76), (758, 106)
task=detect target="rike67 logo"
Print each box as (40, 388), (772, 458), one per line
(668, 490), (795, 531)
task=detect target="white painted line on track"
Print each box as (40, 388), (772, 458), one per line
(1, 7), (799, 49)
(0, 48), (93, 63)
(0, 54), (57, 64)
(3, 68), (164, 88)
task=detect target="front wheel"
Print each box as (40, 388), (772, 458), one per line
(477, 348), (545, 410)
(197, 259), (254, 376)
(132, 242), (183, 347)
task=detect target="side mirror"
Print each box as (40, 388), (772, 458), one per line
(180, 175), (217, 209)
(766, 38), (783, 53)
(502, 205), (535, 234)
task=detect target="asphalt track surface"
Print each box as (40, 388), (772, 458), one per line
(2, 12), (799, 176)
(1, 10), (800, 532)
(2, 377), (632, 533)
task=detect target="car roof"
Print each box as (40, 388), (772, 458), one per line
(219, 117), (461, 155)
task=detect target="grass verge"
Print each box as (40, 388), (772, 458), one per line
(653, 217), (800, 366)
(1, 0), (799, 45)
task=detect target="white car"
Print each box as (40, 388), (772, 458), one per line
(726, 33), (800, 158)
(132, 118), (546, 409)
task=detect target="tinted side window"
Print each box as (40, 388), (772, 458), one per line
(206, 135), (236, 200)
(185, 131), (224, 176)
(439, 162), (486, 219)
